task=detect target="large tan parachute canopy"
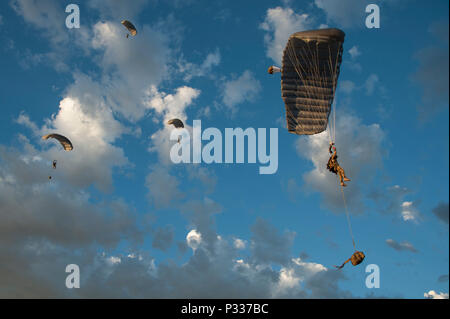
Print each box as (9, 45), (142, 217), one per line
(281, 28), (345, 135)
(42, 134), (73, 151)
(121, 20), (137, 37)
(167, 119), (184, 128)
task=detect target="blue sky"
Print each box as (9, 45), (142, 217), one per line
(0, 0), (448, 298)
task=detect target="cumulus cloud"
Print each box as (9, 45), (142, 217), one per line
(17, 75), (130, 192)
(296, 113), (385, 213)
(432, 202), (449, 224)
(221, 70), (261, 113)
(260, 7), (312, 64)
(145, 85), (200, 164)
(91, 21), (170, 121)
(186, 229), (202, 251)
(385, 239), (418, 253)
(0, 159), (351, 298)
(424, 290), (449, 299)
(401, 201), (421, 223)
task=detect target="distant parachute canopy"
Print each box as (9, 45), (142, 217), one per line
(121, 20), (137, 37)
(167, 119), (184, 128)
(42, 134), (73, 151)
(281, 28), (345, 136)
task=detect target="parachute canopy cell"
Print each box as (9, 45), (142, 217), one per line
(167, 119), (184, 128)
(281, 28), (345, 136)
(42, 134), (73, 151)
(121, 20), (137, 36)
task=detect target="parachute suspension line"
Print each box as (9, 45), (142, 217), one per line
(326, 42), (342, 144)
(338, 178), (356, 250)
(285, 43), (305, 125)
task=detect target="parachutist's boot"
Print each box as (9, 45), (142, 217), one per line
(341, 182), (347, 187)
(344, 177), (351, 181)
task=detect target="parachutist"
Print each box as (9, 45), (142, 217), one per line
(327, 142), (350, 187)
(121, 20), (137, 37)
(52, 160), (57, 169)
(335, 251), (365, 269)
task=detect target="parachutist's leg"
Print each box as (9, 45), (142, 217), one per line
(337, 167), (347, 186)
(340, 167), (350, 181)
(334, 258), (351, 269)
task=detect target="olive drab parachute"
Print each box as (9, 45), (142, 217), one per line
(42, 134), (73, 151)
(121, 20), (137, 38)
(42, 134), (73, 180)
(167, 119), (184, 143)
(167, 118), (184, 128)
(278, 28), (345, 136)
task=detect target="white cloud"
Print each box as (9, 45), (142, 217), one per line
(260, 7), (312, 64)
(424, 290), (449, 299)
(91, 21), (170, 121)
(401, 201), (420, 223)
(222, 70), (261, 112)
(186, 229), (202, 251)
(145, 85), (200, 164)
